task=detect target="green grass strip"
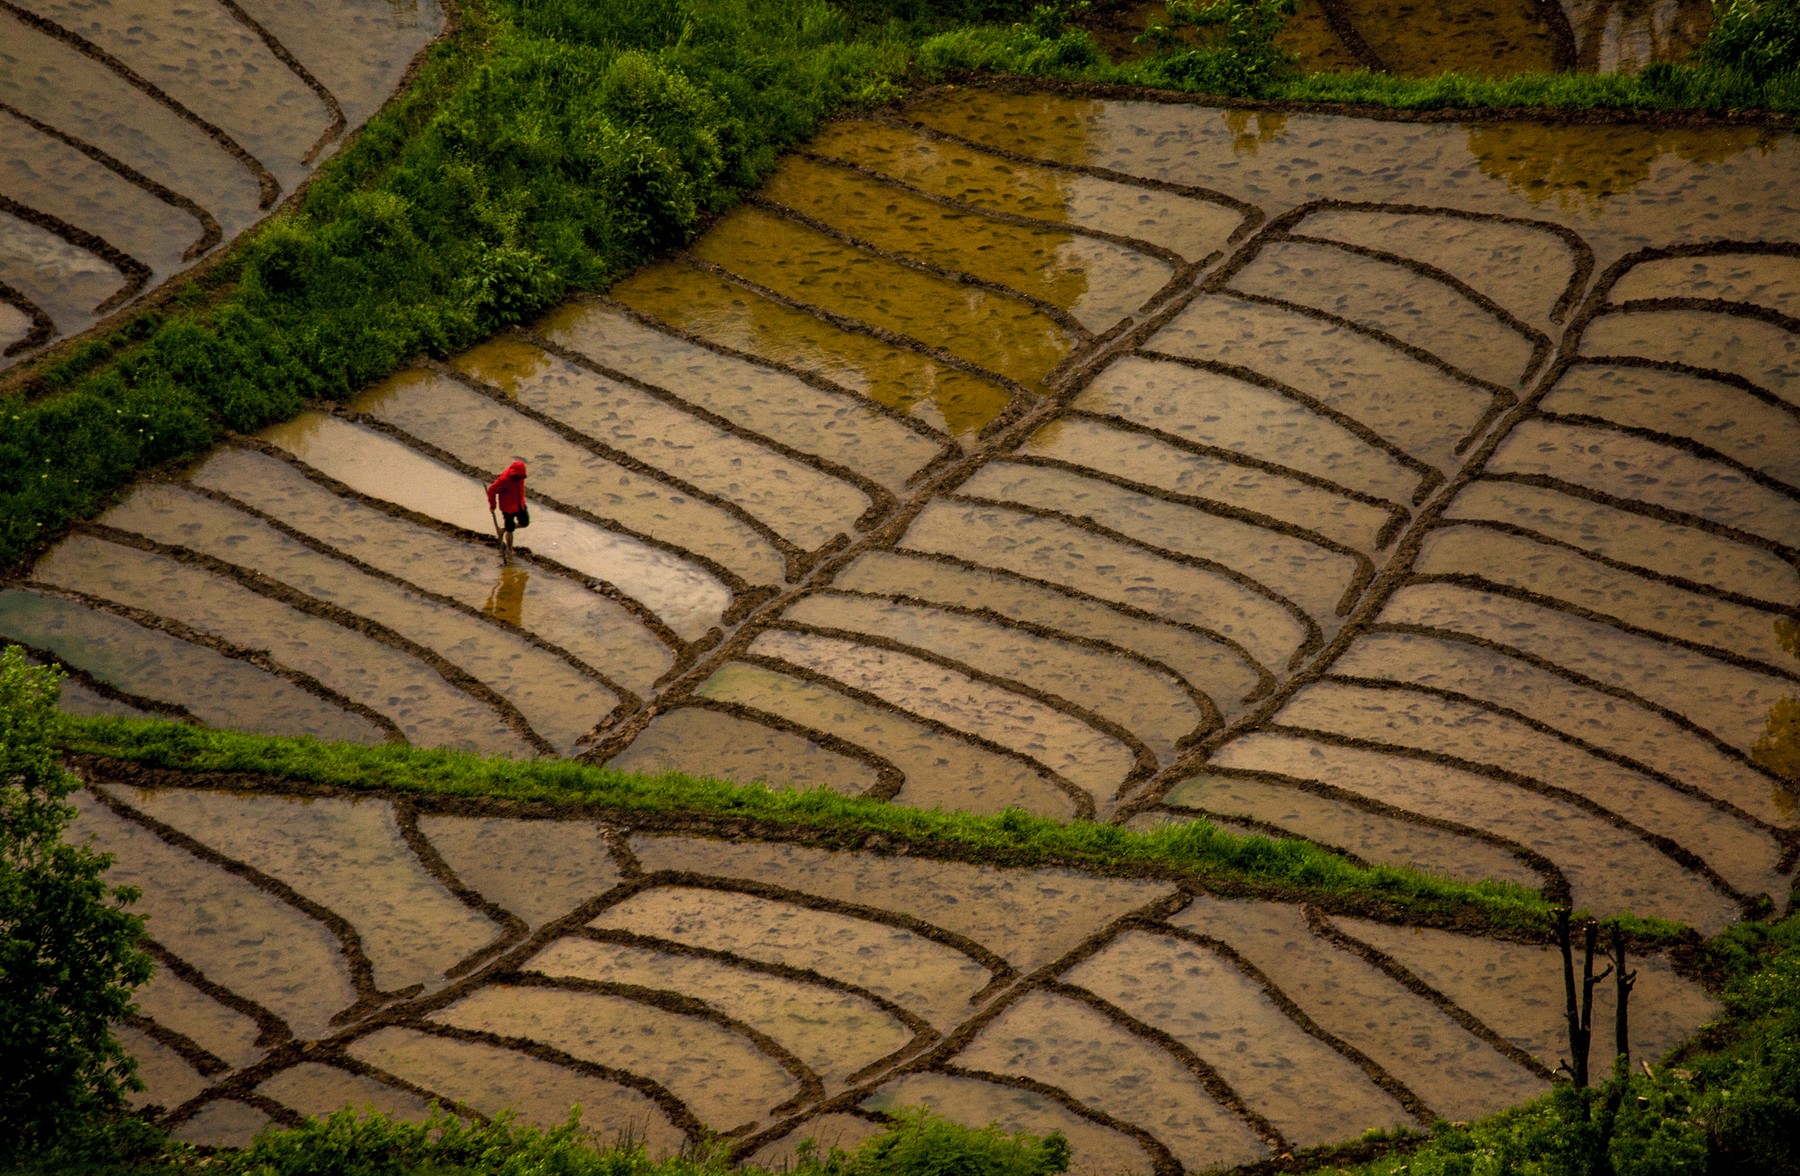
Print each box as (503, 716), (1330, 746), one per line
(60, 714), (1559, 931)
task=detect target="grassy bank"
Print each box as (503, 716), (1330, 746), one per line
(59, 713), (1561, 932)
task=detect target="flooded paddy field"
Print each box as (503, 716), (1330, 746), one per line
(20, 88), (1798, 921)
(11, 84), (1799, 1165)
(0, 0), (443, 365)
(72, 775), (1717, 1164)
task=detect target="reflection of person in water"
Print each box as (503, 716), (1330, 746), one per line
(486, 460), (529, 558)
(483, 566), (529, 627)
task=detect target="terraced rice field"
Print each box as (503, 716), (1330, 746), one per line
(0, 0), (443, 363)
(74, 774), (1716, 1166)
(14, 88), (1800, 1163)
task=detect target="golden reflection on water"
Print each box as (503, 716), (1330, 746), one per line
(455, 338), (554, 396)
(483, 566), (529, 628)
(1754, 618), (1800, 819)
(1465, 122), (1779, 212)
(1224, 110), (1289, 155)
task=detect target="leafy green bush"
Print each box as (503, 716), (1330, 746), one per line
(0, 648), (151, 1156)
(1701, 0), (1800, 83)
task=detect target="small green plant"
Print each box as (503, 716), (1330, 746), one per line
(0, 648), (152, 1157)
(1136, 0), (1299, 95)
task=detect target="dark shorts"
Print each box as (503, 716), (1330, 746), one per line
(502, 506), (530, 531)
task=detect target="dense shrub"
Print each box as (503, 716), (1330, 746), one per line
(0, 648), (151, 1156)
(1701, 0), (1800, 83)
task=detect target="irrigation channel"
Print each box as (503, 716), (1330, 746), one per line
(0, 0), (445, 363)
(5, 85), (1800, 1166)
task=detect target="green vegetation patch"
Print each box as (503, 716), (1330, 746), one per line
(59, 712), (1557, 932)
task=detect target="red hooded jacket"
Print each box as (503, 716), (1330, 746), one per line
(486, 461), (527, 513)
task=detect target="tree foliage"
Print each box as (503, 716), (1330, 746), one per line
(0, 647), (151, 1155)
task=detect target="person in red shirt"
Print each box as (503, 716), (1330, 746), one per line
(486, 460), (529, 557)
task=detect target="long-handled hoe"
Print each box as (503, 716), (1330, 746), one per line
(489, 507), (512, 564)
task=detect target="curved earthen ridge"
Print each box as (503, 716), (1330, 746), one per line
(0, 0), (445, 367)
(75, 775), (1717, 1168)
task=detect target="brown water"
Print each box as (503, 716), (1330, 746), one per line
(126, 788), (505, 995)
(0, 106), (189, 275)
(902, 499), (1310, 674)
(864, 1073), (1155, 1176)
(607, 706), (884, 796)
(1167, 896), (1545, 1123)
(1066, 928), (1409, 1146)
(1442, 477), (1800, 607)
(807, 119), (1249, 264)
(1161, 774), (1547, 887)
(694, 660), (1082, 818)
(257, 1061), (435, 1122)
(1332, 629), (1798, 827)
(1290, 207), (1581, 330)
(117, 1024), (209, 1112)
(1150, 294), (1495, 470)
(1567, 0), (1713, 72)
(228, 0), (442, 126)
(1079, 355), (1428, 507)
(433, 982), (800, 1130)
(1485, 419), (1800, 548)
(781, 591), (1205, 759)
(627, 833), (1173, 976)
(1378, 582), (1792, 755)
(354, 369), (789, 587)
(0, 10), (263, 239)
(70, 789), (361, 1038)
(18, 0), (323, 187)
(32, 533), (530, 754)
(1332, 917), (1717, 1068)
(0, 586), (382, 741)
(0, 207), (130, 325)
(102, 483), (616, 753)
(610, 260), (1017, 437)
(453, 339), (874, 551)
(1609, 251), (1800, 316)
(131, 968), (266, 1071)
(1211, 731), (1743, 929)
(953, 988), (1269, 1171)
(190, 446), (674, 693)
(1023, 414), (1396, 554)
(747, 628), (1138, 801)
(347, 1025), (687, 1152)
(1577, 310), (1800, 410)
(587, 884), (991, 1033)
(1414, 522), (1797, 673)
(259, 412), (730, 639)
(1276, 679), (1786, 898)
(415, 813), (621, 928)
(1227, 236), (1541, 387)
(759, 153), (1172, 332)
(525, 936), (914, 1086)
(959, 460), (1362, 621)
(693, 206), (1078, 390)
(536, 302), (948, 494)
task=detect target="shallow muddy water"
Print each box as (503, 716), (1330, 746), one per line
(609, 260), (1017, 437)
(607, 705), (884, 795)
(694, 660), (1081, 817)
(954, 987), (1268, 1171)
